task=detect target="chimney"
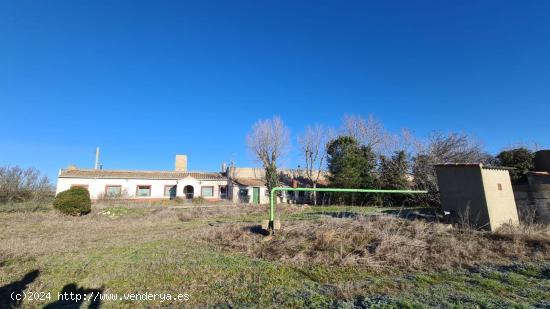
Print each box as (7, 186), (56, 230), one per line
(94, 147), (100, 170)
(175, 154), (187, 172)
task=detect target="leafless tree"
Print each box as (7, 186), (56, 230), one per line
(342, 114), (415, 156)
(389, 128), (423, 156)
(297, 125), (333, 204)
(0, 166), (53, 203)
(342, 114), (386, 151)
(421, 132), (489, 163)
(246, 116), (290, 194)
(412, 132), (492, 205)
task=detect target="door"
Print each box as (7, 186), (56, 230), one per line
(252, 187), (260, 204)
(219, 185), (227, 199)
(183, 185), (194, 199)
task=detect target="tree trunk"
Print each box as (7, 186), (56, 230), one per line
(312, 182), (317, 205)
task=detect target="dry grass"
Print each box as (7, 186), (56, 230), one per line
(0, 204), (297, 263)
(1, 203), (549, 307)
(0, 207), (183, 263)
(176, 203), (302, 222)
(176, 205), (265, 222)
(200, 214), (550, 272)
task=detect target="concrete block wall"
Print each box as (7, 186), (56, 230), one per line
(514, 184), (550, 224)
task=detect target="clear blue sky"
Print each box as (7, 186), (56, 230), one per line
(1, 1), (548, 181)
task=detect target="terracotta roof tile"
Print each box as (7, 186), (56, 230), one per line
(59, 169), (226, 180)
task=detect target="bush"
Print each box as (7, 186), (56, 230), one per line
(172, 197), (184, 204)
(192, 196), (205, 205)
(53, 187), (91, 215)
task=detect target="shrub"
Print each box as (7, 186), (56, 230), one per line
(172, 197), (184, 204)
(53, 187), (91, 215)
(192, 196), (205, 205)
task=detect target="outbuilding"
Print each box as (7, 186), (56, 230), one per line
(435, 163), (519, 231)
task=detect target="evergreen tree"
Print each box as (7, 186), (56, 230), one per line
(379, 151), (409, 190)
(496, 148), (534, 183)
(379, 151), (410, 206)
(411, 154), (439, 206)
(326, 136), (378, 204)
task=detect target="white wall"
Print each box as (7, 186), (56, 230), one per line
(230, 184), (270, 204)
(56, 177), (229, 200)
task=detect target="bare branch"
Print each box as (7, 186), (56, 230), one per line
(246, 116), (290, 192)
(297, 125), (333, 185)
(0, 165), (53, 203)
(342, 114), (385, 150)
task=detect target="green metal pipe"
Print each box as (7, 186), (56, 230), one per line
(269, 187), (428, 222)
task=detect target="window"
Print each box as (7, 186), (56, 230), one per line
(105, 185), (122, 197)
(239, 188), (249, 203)
(219, 185), (227, 199)
(164, 185), (176, 198)
(136, 185), (151, 197)
(201, 186), (214, 197)
(497, 183), (502, 191)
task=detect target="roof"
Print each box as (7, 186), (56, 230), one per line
(527, 171), (550, 177)
(59, 169), (227, 180)
(233, 178), (266, 187)
(234, 176), (328, 188)
(279, 177), (329, 187)
(434, 163), (515, 170)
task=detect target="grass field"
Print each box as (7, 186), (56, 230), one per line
(0, 202), (549, 308)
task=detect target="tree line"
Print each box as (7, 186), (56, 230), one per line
(246, 115), (539, 207)
(0, 166), (53, 204)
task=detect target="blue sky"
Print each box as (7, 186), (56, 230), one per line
(1, 1), (549, 181)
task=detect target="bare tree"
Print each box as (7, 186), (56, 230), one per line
(297, 125), (333, 205)
(387, 128), (423, 156)
(0, 166), (53, 203)
(246, 116), (290, 194)
(412, 132), (492, 206)
(342, 114), (414, 157)
(421, 132), (489, 163)
(342, 114), (386, 151)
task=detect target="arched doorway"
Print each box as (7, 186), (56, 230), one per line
(183, 185), (194, 199)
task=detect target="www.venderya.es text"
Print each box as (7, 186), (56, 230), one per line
(11, 291), (190, 303)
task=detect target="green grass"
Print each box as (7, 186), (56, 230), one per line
(0, 203), (548, 308)
(97, 207), (146, 218)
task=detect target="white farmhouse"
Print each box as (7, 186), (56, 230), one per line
(56, 169), (229, 201)
(56, 154), (269, 203)
(55, 154), (326, 204)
